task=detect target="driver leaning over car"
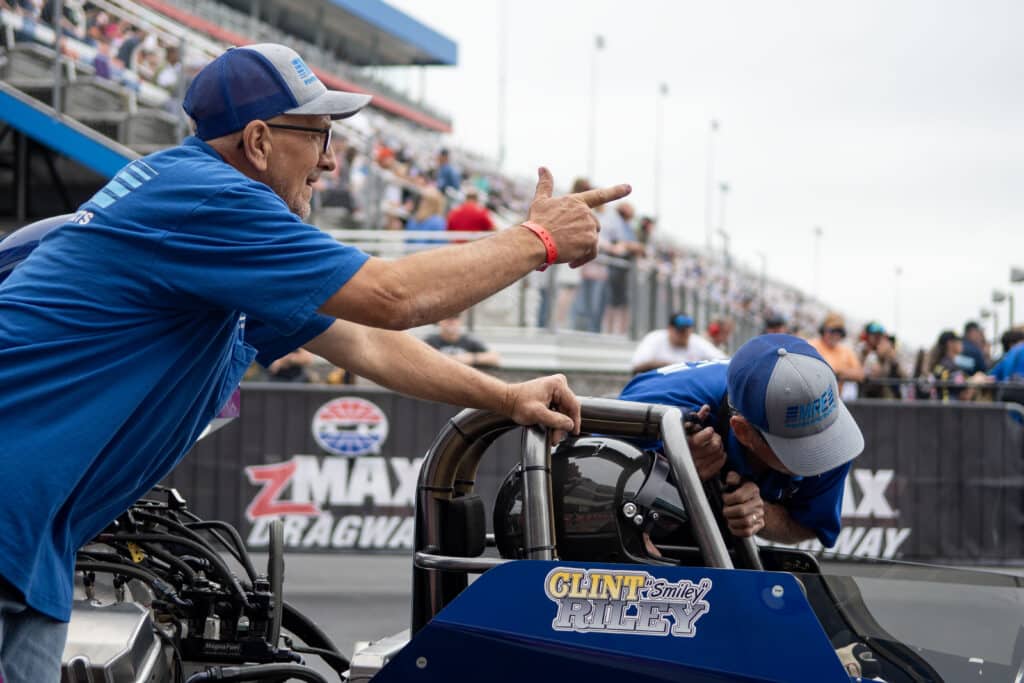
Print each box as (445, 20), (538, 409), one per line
(619, 334), (865, 547)
(0, 43), (631, 682)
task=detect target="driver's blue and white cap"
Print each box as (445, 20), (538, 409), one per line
(183, 43), (372, 141)
(727, 334), (864, 476)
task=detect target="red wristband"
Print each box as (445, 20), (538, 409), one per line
(521, 221), (558, 271)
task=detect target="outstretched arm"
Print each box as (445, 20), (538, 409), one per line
(321, 169), (631, 330)
(304, 319), (581, 434)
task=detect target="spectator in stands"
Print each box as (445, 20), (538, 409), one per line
(602, 202), (645, 335)
(637, 215), (657, 251)
(990, 327), (1024, 382)
(930, 330), (972, 401)
(857, 322), (903, 399)
(156, 44), (182, 93)
(267, 347), (321, 383)
(115, 24), (144, 71)
(91, 40), (113, 80)
(572, 204), (613, 332)
(961, 321), (990, 374)
(405, 187), (446, 245)
(763, 314), (788, 334)
(446, 187), (495, 239)
(315, 137), (356, 215)
(42, 0), (85, 41)
(707, 317), (734, 351)
(809, 312), (864, 398)
(631, 313), (726, 374)
(436, 148), (461, 199)
(0, 43), (631, 679)
(538, 178), (589, 330)
(424, 316), (501, 368)
(619, 334), (864, 547)
(135, 46), (160, 82)
(13, 0), (42, 21)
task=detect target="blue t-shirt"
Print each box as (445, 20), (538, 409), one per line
(618, 360), (850, 547)
(989, 342), (1024, 381)
(960, 339), (988, 374)
(0, 137), (368, 620)
(406, 214), (446, 245)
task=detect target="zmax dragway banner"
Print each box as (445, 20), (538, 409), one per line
(169, 385), (1024, 561)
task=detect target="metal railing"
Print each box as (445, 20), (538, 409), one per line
(321, 227), (763, 348)
(857, 377), (1024, 402)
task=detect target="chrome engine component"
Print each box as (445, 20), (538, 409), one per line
(61, 601), (171, 683)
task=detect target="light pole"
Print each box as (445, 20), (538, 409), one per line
(587, 34), (605, 181)
(1009, 265), (1024, 327)
(703, 119), (719, 252)
(716, 228), (731, 291)
(993, 289), (1012, 338)
(980, 308), (996, 344)
(653, 82), (668, 220)
(496, 0), (508, 169)
(755, 250), (767, 313)
(812, 225), (824, 298)
(893, 266), (902, 333)
(717, 182), (730, 238)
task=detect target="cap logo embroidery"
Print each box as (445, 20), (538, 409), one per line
(784, 386), (835, 429)
(291, 57), (317, 86)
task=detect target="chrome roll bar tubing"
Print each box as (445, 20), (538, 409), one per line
(412, 397), (734, 632)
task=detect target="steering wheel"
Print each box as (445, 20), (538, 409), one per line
(267, 518), (285, 648)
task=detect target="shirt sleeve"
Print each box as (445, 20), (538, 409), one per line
(158, 182), (368, 337)
(785, 462), (851, 547)
(245, 313), (334, 367)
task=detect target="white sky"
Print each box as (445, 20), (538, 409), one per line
(389, 0), (1024, 349)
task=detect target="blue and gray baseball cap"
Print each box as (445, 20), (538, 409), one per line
(183, 43), (372, 141)
(727, 334), (864, 476)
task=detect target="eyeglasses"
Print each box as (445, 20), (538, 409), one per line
(825, 327), (847, 337)
(265, 123), (332, 155)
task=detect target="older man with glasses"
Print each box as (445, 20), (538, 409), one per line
(0, 43), (631, 680)
(809, 311), (865, 399)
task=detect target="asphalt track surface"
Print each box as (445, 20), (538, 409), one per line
(264, 553), (1024, 681)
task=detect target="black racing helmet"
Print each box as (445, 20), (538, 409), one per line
(493, 437), (693, 564)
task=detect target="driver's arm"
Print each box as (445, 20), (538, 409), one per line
(760, 501), (816, 544)
(303, 319), (580, 434)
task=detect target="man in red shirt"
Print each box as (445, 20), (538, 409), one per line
(447, 188), (496, 237)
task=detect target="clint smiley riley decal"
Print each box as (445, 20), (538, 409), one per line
(544, 567), (711, 637)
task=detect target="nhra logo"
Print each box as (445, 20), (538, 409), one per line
(312, 398), (389, 456)
(545, 568), (711, 637)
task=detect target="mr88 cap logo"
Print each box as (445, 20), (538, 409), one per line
(312, 397), (389, 456)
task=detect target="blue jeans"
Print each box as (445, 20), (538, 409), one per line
(572, 278), (607, 332)
(0, 578), (68, 683)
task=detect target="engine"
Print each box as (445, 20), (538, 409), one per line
(61, 487), (346, 683)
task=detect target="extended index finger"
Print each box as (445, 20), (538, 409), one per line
(572, 183), (632, 208)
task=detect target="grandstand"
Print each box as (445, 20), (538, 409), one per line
(0, 0), (843, 380)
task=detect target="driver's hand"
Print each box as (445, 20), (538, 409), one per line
(721, 471), (765, 537)
(502, 374), (581, 443)
(686, 405), (726, 481)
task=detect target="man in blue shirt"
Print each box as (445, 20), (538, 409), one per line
(619, 334), (864, 548)
(0, 43), (631, 680)
(961, 321), (990, 374)
(990, 328), (1024, 382)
